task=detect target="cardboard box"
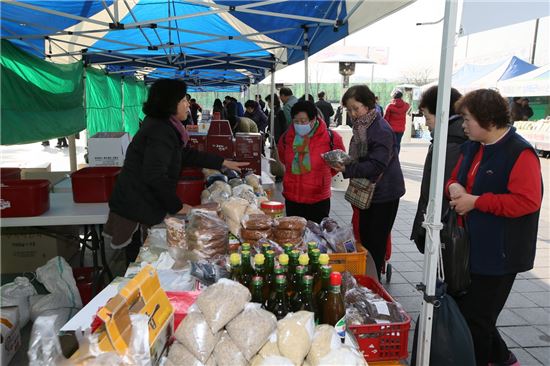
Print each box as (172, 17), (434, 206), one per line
(88, 132), (130, 167)
(239, 157), (262, 176)
(207, 135), (235, 159)
(0, 306), (21, 365)
(235, 132), (262, 160)
(187, 132), (207, 153)
(207, 120), (232, 135)
(22, 171), (70, 188)
(1, 227), (80, 274)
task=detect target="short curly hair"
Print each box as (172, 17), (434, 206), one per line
(455, 89), (510, 129)
(341, 85), (376, 110)
(419, 86), (462, 116)
(291, 100), (317, 120)
(142, 79), (187, 118)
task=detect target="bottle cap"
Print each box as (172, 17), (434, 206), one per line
(290, 249), (300, 259)
(283, 243), (293, 251)
(329, 271), (342, 286)
(298, 253), (310, 266)
(254, 253), (265, 265)
(275, 274), (287, 284)
(307, 241), (318, 250)
(278, 253), (289, 265)
(229, 253), (241, 266)
(310, 249), (321, 258)
(252, 276), (263, 285)
(319, 253), (330, 265)
(241, 242), (251, 250)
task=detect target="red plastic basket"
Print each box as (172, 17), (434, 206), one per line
(176, 178), (205, 206)
(71, 167), (120, 203)
(349, 275), (411, 362)
(0, 167), (22, 181)
(0, 179), (50, 217)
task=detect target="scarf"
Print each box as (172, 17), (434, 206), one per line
(349, 109), (378, 160)
(169, 115), (189, 146)
(291, 120), (319, 175)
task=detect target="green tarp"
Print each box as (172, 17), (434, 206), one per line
(1, 40), (85, 145)
(85, 68), (123, 137)
(122, 77), (148, 137)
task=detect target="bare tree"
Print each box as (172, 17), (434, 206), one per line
(400, 67), (434, 86)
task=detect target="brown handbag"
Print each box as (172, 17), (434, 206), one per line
(345, 176), (381, 210)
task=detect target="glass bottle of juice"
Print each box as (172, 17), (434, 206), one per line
(287, 250), (300, 298)
(298, 253), (310, 275)
(230, 253), (242, 284)
(267, 275), (289, 320)
(307, 241), (318, 257)
(294, 275), (316, 315)
(314, 254), (330, 296)
(290, 265), (306, 310)
(315, 264), (332, 324)
(240, 250), (253, 289)
(251, 275), (265, 307)
(321, 271), (346, 343)
(264, 250), (275, 300)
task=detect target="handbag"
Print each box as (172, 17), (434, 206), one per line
(344, 177), (379, 210)
(269, 143), (285, 178)
(440, 208), (471, 297)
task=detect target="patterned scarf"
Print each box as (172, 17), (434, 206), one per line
(291, 120), (319, 175)
(349, 109), (378, 160)
(169, 115), (189, 146)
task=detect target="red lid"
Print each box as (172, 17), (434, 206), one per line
(329, 271), (342, 286)
(261, 201), (285, 210)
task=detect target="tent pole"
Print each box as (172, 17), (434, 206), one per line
(530, 18), (539, 64)
(416, 0), (458, 365)
(303, 27), (309, 98)
(121, 77), (125, 132)
(270, 68), (275, 144)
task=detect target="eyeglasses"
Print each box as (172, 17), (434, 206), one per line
(292, 118), (313, 125)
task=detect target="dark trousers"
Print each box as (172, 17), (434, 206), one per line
(285, 198), (330, 224)
(394, 132), (404, 153)
(358, 199), (399, 279)
(455, 273), (516, 365)
(124, 225), (147, 266)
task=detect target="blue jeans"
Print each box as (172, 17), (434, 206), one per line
(394, 132), (404, 153)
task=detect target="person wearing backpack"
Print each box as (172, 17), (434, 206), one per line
(277, 101), (345, 223)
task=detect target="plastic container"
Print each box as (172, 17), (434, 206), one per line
(180, 167), (204, 179)
(165, 291), (201, 330)
(328, 243), (367, 275)
(260, 201), (285, 219)
(349, 275), (411, 362)
(176, 177), (205, 206)
(0, 179), (50, 217)
(73, 267), (102, 306)
(0, 168), (22, 181)
(71, 167), (121, 203)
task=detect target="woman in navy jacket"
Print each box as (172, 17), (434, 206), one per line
(334, 85), (405, 279)
(447, 89), (542, 366)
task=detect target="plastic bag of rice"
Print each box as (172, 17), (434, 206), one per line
(259, 331), (280, 358)
(256, 356), (295, 366)
(174, 306), (220, 363)
(306, 325), (342, 366)
(196, 278), (251, 333)
(213, 331), (247, 366)
(277, 311), (315, 365)
(166, 342), (216, 366)
(317, 345), (367, 366)
(226, 303), (277, 360)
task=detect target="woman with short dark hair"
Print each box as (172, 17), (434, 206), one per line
(277, 100), (345, 223)
(335, 85), (405, 279)
(104, 79), (248, 263)
(447, 88), (542, 366)
(410, 85), (467, 253)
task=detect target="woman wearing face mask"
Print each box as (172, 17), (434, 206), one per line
(334, 85), (405, 279)
(277, 100), (345, 223)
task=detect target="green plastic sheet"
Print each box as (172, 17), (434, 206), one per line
(1, 40), (85, 145)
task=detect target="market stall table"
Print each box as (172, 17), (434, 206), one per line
(0, 192), (112, 287)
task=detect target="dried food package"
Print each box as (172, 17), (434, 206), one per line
(221, 197), (249, 224)
(341, 271), (359, 294)
(206, 173), (228, 188)
(242, 214), (273, 230)
(320, 219), (356, 253)
(273, 229), (302, 241)
(274, 216), (307, 231)
(165, 217), (186, 249)
(317, 345), (367, 366)
(244, 173), (261, 189)
(167, 342), (216, 366)
(207, 180), (232, 195)
(241, 228), (272, 241)
(228, 178), (245, 188)
(306, 325), (342, 366)
(174, 307), (221, 363)
(321, 149), (352, 168)
(195, 278), (251, 333)
(277, 311), (315, 365)
(202, 168), (221, 178)
(200, 189), (211, 204)
(213, 331), (248, 366)
(255, 356), (294, 366)
(191, 260), (230, 286)
(186, 209), (229, 259)
(226, 303), (277, 360)
(208, 189), (231, 204)
(345, 306), (371, 326)
(319, 217), (339, 233)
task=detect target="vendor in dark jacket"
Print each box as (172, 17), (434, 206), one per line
(104, 79), (248, 263)
(410, 86), (467, 253)
(333, 85), (406, 279)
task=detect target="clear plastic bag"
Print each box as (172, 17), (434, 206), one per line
(1, 276), (37, 327)
(317, 345), (367, 366)
(321, 149), (352, 169)
(244, 173), (261, 190)
(213, 331), (248, 366)
(165, 217), (186, 249)
(226, 303), (277, 360)
(306, 325), (342, 366)
(320, 219), (356, 253)
(186, 210), (229, 260)
(167, 342), (215, 366)
(195, 279), (251, 333)
(277, 311), (315, 366)
(190, 260), (230, 286)
(174, 305), (220, 363)
(232, 184), (257, 206)
(28, 315), (70, 366)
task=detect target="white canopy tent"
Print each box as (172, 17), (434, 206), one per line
(497, 64), (550, 97)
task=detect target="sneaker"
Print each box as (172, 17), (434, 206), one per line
(41, 141), (50, 146)
(489, 351), (520, 366)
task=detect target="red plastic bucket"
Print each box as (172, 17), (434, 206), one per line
(0, 168), (22, 181)
(71, 167), (121, 203)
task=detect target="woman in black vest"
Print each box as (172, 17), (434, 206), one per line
(104, 79), (248, 264)
(447, 89), (542, 366)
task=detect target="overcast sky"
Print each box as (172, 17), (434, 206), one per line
(266, 0), (549, 84)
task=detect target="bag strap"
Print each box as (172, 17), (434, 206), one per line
(327, 128), (334, 150)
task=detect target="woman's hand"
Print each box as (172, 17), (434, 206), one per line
(177, 204), (193, 215)
(332, 162), (346, 173)
(450, 193), (479, 215)
(222, 160), (250, 172)
(448, 183), (466, 200)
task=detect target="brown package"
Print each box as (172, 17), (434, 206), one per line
(241, 228), (272, 241)
(242, 214), (273, 230)
(274, 216), (307, 231)
(274, 229), (303, 241)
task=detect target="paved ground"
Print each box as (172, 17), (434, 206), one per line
(2, 137), (549, 365)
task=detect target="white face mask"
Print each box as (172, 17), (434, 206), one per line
(294, 123), (312, 136)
